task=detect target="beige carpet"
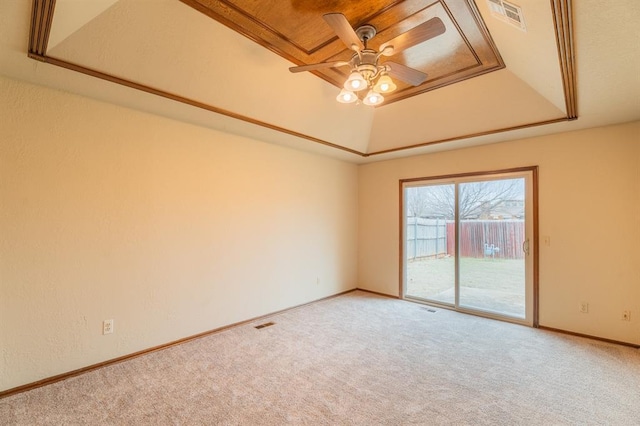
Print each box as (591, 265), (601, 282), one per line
(2, 290), (639, 425)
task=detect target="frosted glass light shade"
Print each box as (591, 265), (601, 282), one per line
(374, 74), (397, 93)
(336, 89), (357, 103)
(344, 71), (367, 91)
(363, 90), (384, 106)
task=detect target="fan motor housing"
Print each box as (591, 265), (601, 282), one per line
(350, 49), (381, 80)
(360, 50), (378, 64)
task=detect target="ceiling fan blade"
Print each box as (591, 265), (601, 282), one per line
(385, 61), (428, 86)
(323, 13), (364, 51)
(289, 61), (350, 73)
(380, 17), (446, 56)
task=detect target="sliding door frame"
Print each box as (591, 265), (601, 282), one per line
(399, 166), (539, 327)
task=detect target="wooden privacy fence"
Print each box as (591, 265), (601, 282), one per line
(407, 219), (525, 260)
(406, 218), (448, 260)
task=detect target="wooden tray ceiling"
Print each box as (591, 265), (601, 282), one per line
(181, 0), (505, 105)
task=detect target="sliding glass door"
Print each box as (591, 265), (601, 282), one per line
(402, 169), (536, 325)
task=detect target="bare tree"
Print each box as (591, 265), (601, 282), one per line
(405, 186), (433, 218)
(406, 179), (523, 219)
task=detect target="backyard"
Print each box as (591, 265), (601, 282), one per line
(406, 256), (525, 318)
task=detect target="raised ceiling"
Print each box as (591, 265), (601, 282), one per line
(2, 0), (638, 162)
(182, 0), (504, 105)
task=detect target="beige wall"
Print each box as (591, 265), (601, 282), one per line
(1, 73), (638, 393)
(359, 122), (640, 345)
(0, 76), (358, 392)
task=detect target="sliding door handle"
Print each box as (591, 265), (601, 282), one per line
(522, 238), (530, 256)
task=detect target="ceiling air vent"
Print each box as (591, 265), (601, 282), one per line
(486, 0), (526, 31)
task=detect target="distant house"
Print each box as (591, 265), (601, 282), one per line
(478, 199), (525, 220)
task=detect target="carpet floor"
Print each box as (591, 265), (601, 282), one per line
(1, 290), (639, 425)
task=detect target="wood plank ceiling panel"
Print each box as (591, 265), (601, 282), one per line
(180, 0), (504, 105)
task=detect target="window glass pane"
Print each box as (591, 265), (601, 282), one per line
(405, 184), (455, 305)
(458, 178), (526, 318)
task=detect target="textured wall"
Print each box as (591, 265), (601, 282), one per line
(0, 76), (358, 391)
(359, 121), (640, 344)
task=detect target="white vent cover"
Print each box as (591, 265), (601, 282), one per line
(487, 0), (527, 31)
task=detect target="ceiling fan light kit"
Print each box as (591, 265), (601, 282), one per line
(289, 13), (446, 107)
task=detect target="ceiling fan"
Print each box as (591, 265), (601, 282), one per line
(289, 13), (446, 105)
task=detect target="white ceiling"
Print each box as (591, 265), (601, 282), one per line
(1, 0), (639, 163)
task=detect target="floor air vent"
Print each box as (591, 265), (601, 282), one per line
(421, 307), (437, 313)
(254, 321), (275, 329)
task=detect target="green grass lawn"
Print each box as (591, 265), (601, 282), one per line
(406, 256), (525, 317)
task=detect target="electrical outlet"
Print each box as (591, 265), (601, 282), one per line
(622, 310), (631, 321)
(103, 319), (114, 335)
(580, 302), (589, 314)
